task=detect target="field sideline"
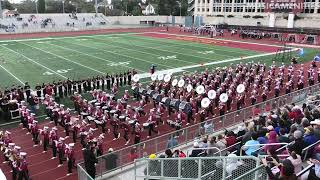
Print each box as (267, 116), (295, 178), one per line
(0, 31), (311, 88)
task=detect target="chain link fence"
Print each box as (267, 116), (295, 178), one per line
(134, 156), (261, 180)
(77, 83), (320, 180)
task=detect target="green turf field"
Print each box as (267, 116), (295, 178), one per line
(0, 32), (316, 88)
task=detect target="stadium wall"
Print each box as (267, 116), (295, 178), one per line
(201, 13), (320, 28)
(106, 16), (186, 25)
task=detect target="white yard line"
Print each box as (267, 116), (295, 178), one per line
(138, 48), (299, 79)
(54, 38), (174, 69)
(0, 45), (68, 79)
(46, 42), (147, 73)
(125, 35), (245, 57)
(0, 64), (25, 85)
(19, 42), (106, 75)
(88, 37), (197, 65)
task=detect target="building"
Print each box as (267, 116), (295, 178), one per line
(188, 0), (320, 28)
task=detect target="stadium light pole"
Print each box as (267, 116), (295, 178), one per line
(95, 0), (98, 16)
(62, 0), (65, 13)
(35, 0), (38, 14)
(0, 0), (2, 18)
(176, 1), (181, 16)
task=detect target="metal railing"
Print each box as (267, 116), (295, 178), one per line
(77, 83), (320, 180)
(302, 140), (320, 161)
(134, 156), (263, 180)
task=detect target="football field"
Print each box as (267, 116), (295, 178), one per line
(0, 32), (303, 88)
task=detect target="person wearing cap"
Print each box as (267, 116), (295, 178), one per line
(147, 109), (158, 138)
(63, 111), (71, 137)
(18, 152), (29, 180)
(110, 114), (120, 141)
(65, 143), (75, 176)
(41, 126), (50, 153)
(134, 122), (141, 144)
(31, 121), (39, 146)
(57, 138), (66, 167)
(102, 148), (118, 171)
(50, 127), (59, 159)
(303, 127), (318, 147)
(288, 130), (304, 155)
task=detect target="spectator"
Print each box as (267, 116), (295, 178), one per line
(278, 128), (290, 143)
(310, 119), (320, 139)
(165, 149), (173, 158)
(241, 121), (255, 144)
(200, 137), (209, 148)
(257, 128), (268, 144)
(189, 142), (203, 157)
(128, 148), (138, 162)
(166, 136), (178, 149)
(301, 158), (320, 180)
(236, 125), (246, 138)
(204, 121), (214, 134)
(207, 136), (219, 156)
(174, 150), (186, 158)
(303, 127), (318, 147)
(287, 151), (302, 175)
(103, 148), (118, 171)
(226, 154), (243, 176)
(265, 130), (279, 152)
(225, 131), (237, 148)
(216, 134), (227, 156)
(288, 130), (304, 155)
(262, 158), (297, 180)
(243, 132), (260, 156)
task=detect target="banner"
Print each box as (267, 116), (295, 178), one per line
(265, 0), (304, 13)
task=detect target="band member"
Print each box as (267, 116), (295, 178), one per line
(121, 120), (130, 145)
(12, 149), (20, 180)
(57, 137), (66, 167)
(147, 109), (158, 138)
(134, 122), (141, 144)
(31, 120), (39, 146)
(96, 134), (104, 156)
(111, 114), (120, 140)
(150, 64), (156, 74)
(40, 126), (50, 153)
(50, 127), (58, 159)
(65, 143), (75, 175)
(64, 110), (71, 137)
(18, 152), (29, 180)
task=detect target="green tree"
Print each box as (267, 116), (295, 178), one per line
(45, 0), (62, 13)
(37, 0), (46, 13)
(131, 5), (142, 15)
(16, 0), (37, 13)
(2, 0), (14, 10)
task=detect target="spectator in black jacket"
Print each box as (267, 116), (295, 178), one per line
(83, 144), (98, 179)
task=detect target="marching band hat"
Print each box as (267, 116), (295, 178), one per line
(20, 152), (27, 157)
(5, 131), (11, 135)
(44, 126), (49, 130)
(59, 137), (65, 141)
(69, 143), (75, 147)
(99, 134), (105, 139)
(52, 127), (58, 131)
(14, 146), (21, 150)
(9, 143), (15, 146)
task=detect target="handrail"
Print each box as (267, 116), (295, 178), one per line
(302, 140), (320, 161)
(240, 143), (289, 156)
(213, 142), (241, 156)
(187, 147), (222, 157)
(297, 163), (315, 177)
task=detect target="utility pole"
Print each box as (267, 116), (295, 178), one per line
(95, 0), (98, 16)
(62, 0), (65, 13)
(0, 0), (2, 19)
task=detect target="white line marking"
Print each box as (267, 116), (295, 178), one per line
(56, 38), (174, 69)
(0, 64), (25, 85)
(125, 35), (244, 57)
(0, 45), (68, 79)
(46, 42), (147, 73)
(138, 48), (299, 79)
(19, 42), (106, 75)
(89, 37), (197, 65)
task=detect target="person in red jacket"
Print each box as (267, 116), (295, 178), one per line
(31, 120), (39, 147)
(50, 127), (58, 159)
(57, 137), (66, 167)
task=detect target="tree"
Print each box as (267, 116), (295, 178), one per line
(45, 0), (62, 13)
(16, 0), (37, 13)
(37, 0), (46, 13)
(2, 0), (14, 10)
(131, 5), (142, 15)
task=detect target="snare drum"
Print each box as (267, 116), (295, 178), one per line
(87, 116), (95, 122)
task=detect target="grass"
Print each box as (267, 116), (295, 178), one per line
(0, 32), (317, 126)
